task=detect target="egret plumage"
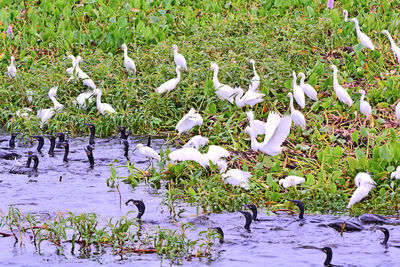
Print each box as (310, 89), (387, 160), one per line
(156, 66), (182, 94)
(15, 108), (33, 120)
(357, 89), (372, 118)
(232, 87), (265, 108)
(347, 172), (376, 208)
(298, 73), (318, 101)
(133, 143), (161, 162)
(6, 56), (17, 78)
(278, 176), (305, 188)
(221, 169), (251, 190)
(73, 91), (94, 109)
(93, 89), (116, 114)
(292, 71), (305, 109)
(175, 108), (203, 134)
(381, 30), (400, 63)
(343, 9), (348, 22)
(209, 62), (236, 103)
(248, 59), (260, 92)
(330, 65), (353, 106)
(37, 86), (64, 125)
(390, 166), (400, 180)
(121, 44), (136, 74)
(287, 93), (306, 130)
(48, 86), (64, 111)
(183, 135), (209, 149)
(350, 18), (374, 50)
(396, 101), (400, 122)
(171, 44), (187, 71)
(354, 172), (375, 187)
(245, 110), (267, 136)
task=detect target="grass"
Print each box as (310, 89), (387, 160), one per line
(1, 0), (400, 216)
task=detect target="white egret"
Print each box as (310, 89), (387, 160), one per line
(246, 110), (268, 136)
(278, 176), (305, 188)
(396, 101), (400, 122)
(245, 115), (292, 156)
(175, 108), (203, 134)
(330, 65), (353, 106)
(390, 166), (400, 180)
(48, 86), (64, 111)
(357, 89), (372, 119)
(381, 30), (400, 63)
(209, 62), (236, 103)
(298, 73), (318, 101)
(37, 86), (64, 125)
(221, 169), (251, 190)
(248, 59), (260, 92)
(354, 172), (375, 187)
(183, 135), (209, 149)
(121, 44), (136, 74)
(171, 44), (187, 71)
(287, 93), (306, 130)
(232, 87), (265, 108)
(350, 18), (374, 50)
(292, 71), (305, 109)
(93, 89), (116, 114)
(347, 172), (375, 208)
(343, 10), (348, 22)
(15, 108), (33, 120)
(73, 91), (94, 109)
(67, 55), (97, 90)
(133, 143), (161, 165)
(6, 56), (17, 78)
(156, 66), (182, 94)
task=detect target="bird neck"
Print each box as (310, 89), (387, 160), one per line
(289, 96), (295, 113)
(48, 138), (55, 156)
(95, 93), (102, 108)
(123, 48), (128, 58)
(382, 229), (389, 245)
(353, 20), (361, 35)
(32, 157), (39, 169)
(344, 12), (348, 22)
(89, 128), (95, 145)
(299, 75), (305, 85)
(176, 69), (181, 79)
(360, 93), (365, 102)
(385, 33), (396, 47)
(332, 70), (339, 86)
(247, 128), (261, 149)
(213, 68), (220, 87)
(292, 74), (297, 87)
(173, 49), (178, 56)
(26, 157), (32, 168)
(146, 135), (152, 147)
(49, 95), (61, 108)
(9, 135), (17, 148)
(63, 144), (69, 162)
(324, 250), (332, 266)
(37, 138), (44, 152)
(252, 62), (257, 76)
(235, 89), (244, 100)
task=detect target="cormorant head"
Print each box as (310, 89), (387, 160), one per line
(211, 227), (224, 243)
(238, 210), (252, 231)
(44, 134), (55, 140)
(118, 126), (126, 131)
(244, 204), (258, 220)
(11, 132), (20, 137)
(125, 199), (145, 219)
(288, 199), (305, 219)
(86, 145), (93, 152)
(84, 123), (95, 130)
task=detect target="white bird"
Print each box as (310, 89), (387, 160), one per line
(278, 176), (305, 188)
(292, 71), (305, 109)
(396, 101), (400, 121)
(246, 110), (267, 136)
(73, 91), (94, 109)
(183, 135), (209, 149)
(156, 66), (182, 94)
(209, 62), (236, 104)
(175, 108), (203, 134)
(246, 115), (292, 156)
(343, 10), (348, 22)
(354, 172), (376, 187)
(248, 59), (260, 92)
(15, 108), (33, 120)
(330, 65), (353, 106)
(298, 73), (318, 101)
(221, 169), (251, 190)
(67, 55), (97, 90)
(357, 89), (372, 117)
(6, 56), (17, 78)
(347, 172), (376, 208)
(232, 87), (265, 108)
(37, 86), (64, 125)
(121, 43), (136, 74)
(48, 86), (63, 111)
(171, 44), (187, 71)
(350, 18), (374, 50)
(133, 143), (161, 162)
(287, 93), (306, 130)
(390, 166), (400, 180)
(381, 30), (400, 63)
(93, 89), (116, 114)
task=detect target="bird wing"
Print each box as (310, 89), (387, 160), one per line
(222, 169), (251, 189)
(246, 110), (254, 122)
(142, 146), (161, 161)
(248, 75), (260, 92)
(156, 78), (178, 93)
(175, 53), (187, 70)
(347, 185), (371, 208)
(83, 79), (97, 90)
(301, 84), (318, 101)
(169, 147), (202, 162)
(250, 120), (267, 136)
(263, 112), (281, 144)
(101, 103), (116, 114)
(183, 135), (209, 149)
(215, 84), (236, 103)
(293, 86), (305, 108)
(206, 145), (230, 163)
(175, 114), (199, 134)
(263, 115), (292, 149)
(125, 57), (136, 71)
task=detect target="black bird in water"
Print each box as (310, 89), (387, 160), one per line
(146, 134), (152, 147)
(122, 140), (130, 159)
(26, 151), (33, 167)
(10, 155), (39, 174)
(9, 132), (20, 149)
(44, 135), (56, 156)
(119, 126), (131, 140)
(319, 247), (339, 267)
(60, 142), (69, 162)
(244, 204), (272, 222)
(55, 132), (65, 148)
(378, 227), (390, 245)
(211, 227), (224, 243)
(238, 211), (252, 232)
(358, 214), (400, 225)
(125, 199), (145, 220)
(288, 199), (305, 220)
(327, 220), (364, 232)
(0, 151), (20, 160)
(85, 123), (96, 145)
(31, 135), (44, 152)
(84, 145), (94, 168)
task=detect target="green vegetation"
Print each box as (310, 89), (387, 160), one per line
(1, 0), (400, 218)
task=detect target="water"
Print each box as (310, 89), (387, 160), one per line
(0, 133), (400, 266)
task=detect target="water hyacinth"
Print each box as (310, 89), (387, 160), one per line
(327, 0), (334, 9)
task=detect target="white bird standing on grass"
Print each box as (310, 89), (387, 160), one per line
(93, 89), (116, 114)
(248, 59), (260, 92)
(347, 172), (376, 208)
(246, 110), (268, 136)
(121, 43), (136, 74)
(298, 73), (318, 101)
(175, 108), (203, 134)
(279, 176), (305, 188)
(156, 66), (182, 94)
(48, 86), (64, 111)
(354, 172), (375, 187)
(171, 44), (187, 71)
(381, 30), (400, 63)
(350, 18), (374, 50)
(133, 143), (161, 166)
(37, 86), (64, 126)
(6, 56), (17, 78)
(183, 135), (209, 149)
(357, 89), (372, 118)
(222, 169), (252, 190)
(210, 62), (236, 103)
(330, 65), (353, 107)
(292, 71), (305, 109)
(287, 93), (306, 130)
(232, 87), (265, 108)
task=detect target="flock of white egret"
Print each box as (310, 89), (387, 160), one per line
(4, 9), (400, 209)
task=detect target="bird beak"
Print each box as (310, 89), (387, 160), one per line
(132, 147), (138, 153)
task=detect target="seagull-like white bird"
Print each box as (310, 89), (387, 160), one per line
(292, 71), (305, 109)
(133, 143), (161, 162)
(287, 93), (306, 130)
(347, 172), (375, 208)
(358, 89), (372, 117)
(279, 176), (305, 188)
(248, 59), (260, 92)
(381, 30), (400, 63)
(298, 73), (318, 101)
(6, 56), (17, 78)
(330, 65), (353, 106)
(93, 89), (116, 114)
(222, 169), (252, 190)
(176, 108), (203, 134)
(156, 66), (182, 94)
(350, 18), (374, 50)
(210, 62), (236, 104)
(121, 43), (136, 74)
(183, 135), (209, 150)
(232, 87), (265, 108)
(171, 44), (187, 71)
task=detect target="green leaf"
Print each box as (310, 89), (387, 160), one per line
(379, 145), (392, 161)
(360, 126), (368, 138)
